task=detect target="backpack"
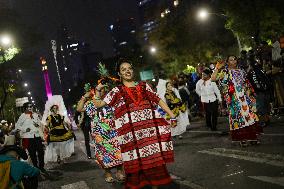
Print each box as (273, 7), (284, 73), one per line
(0, 160), (24, 189)
(0, 160), (11, 189)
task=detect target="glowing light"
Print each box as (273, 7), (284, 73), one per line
(24, 83), (28, 87)
(174, 0), (179, 6)
(28, 91), (31, 95)
(150, 46), (157, 54)
(18, 69), (22, 73)
(197, 9), (209, 20)
(0, 35), (12, 46)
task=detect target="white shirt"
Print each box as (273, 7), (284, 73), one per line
(196, 79), (222, 103)
(15, 113), (42, 138)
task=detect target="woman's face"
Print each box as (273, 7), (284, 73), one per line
(119, 62), (134, 81)
(51, 106), (58, 114)
(227, 56), (238, 69)
(166, 83), (173, 91)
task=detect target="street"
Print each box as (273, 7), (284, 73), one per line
(38, 116), (284, 189)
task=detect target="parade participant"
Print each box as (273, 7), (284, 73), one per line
(93, 59), (176, 189)
(196, 68), (222, 131)
(212, 55), (263, 146)
(164, 82), (190, 139)
(14, 102), (46, 172)
(74, 109), (92, 159)
(0, 145), (40, 189)
(77, 79), (124, 183)
(247, 55), (272, 127)
(42, 95), (74, 164)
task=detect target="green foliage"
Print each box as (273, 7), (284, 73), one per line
(147, 1), (237, 77)
(0, 47), (20, 64)
(219, 0), (284, 46)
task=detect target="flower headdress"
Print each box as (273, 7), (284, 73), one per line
(97, 62), (120, 88)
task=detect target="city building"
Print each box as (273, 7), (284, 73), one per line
(138, 0), (180, 41)
(54, 26), (102, 105)
(109, 18), (139, 56)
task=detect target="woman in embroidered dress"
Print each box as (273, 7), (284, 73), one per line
(212, 55), (263, 146)
(77, 83), (124, 183)
(43, 104), (74, 163)
(164, 82), (189, 139)
(93, 59), (177, 189)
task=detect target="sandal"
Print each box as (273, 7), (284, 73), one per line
(105, 175), (114, 183)
(116, 172), (125, 182)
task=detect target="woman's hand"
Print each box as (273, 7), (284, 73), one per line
(170, 118), (177, 128)
(216, 61), (225, 70)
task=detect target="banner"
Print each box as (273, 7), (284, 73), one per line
(15, 97), (29, 107)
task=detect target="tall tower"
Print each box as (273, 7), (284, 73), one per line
(41, 57), (53, 100)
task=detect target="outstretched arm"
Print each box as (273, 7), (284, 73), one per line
(158, 99), (175, 119)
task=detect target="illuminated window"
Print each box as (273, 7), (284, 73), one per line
(174, 0), (179, 6)
(119, 41), (127, 45)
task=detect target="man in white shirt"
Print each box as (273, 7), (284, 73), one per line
(15, 102), (46, 172)
(196, 68), (222, 131)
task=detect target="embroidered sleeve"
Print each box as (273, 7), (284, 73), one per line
(103, 87), (120, 107)
(145, 82), (160, 104)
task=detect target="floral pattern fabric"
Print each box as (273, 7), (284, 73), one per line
(219, 69), (259, 131)
(85, 101), (122, 168)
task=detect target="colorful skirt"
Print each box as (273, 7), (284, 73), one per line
(91, 121), (122, 168)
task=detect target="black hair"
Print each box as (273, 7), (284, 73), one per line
(116, 58), (133, 74)
(50, 105), (59, 111)
(23, 102), (32, 110)
(165, 81), (171, 88)
(226, 55), (238, 63)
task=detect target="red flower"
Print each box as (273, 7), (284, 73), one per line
(228, 83), (235, 95)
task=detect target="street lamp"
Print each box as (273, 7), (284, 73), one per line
(196, 8), (242, 54)
(0, 35), (12, 46)
(197, 9), (209, 20)
(150, 46), (157, 54)
(27, 91), (31, 95)
(24, 83), (28, 87)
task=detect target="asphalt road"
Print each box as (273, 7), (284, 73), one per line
(39, 115), (284, 189)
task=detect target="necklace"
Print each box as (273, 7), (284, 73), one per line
(123, 84), (143, 106)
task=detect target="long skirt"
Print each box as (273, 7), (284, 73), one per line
(44, 138), (74, 163)
(125, 165), (172, 189)
(231, 123), (263, 142)
(171, 110), (190, 136)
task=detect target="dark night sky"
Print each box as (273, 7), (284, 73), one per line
(10, 0), (139, 108)
(13, 0), (139, 57)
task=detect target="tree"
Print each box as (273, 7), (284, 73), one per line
(147, 1), (237, 77)
(0, 7), (43, 120)
(219, 0), (284, 47)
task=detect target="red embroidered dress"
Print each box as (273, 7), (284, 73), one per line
(103, 82), (174, 188)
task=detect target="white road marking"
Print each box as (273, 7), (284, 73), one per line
(248, 176), (284, 187)
(223, 171), (244, 178)
(199, 148), (284, 167)
(263, 133), (284, 136)
(61, 181), (90, 189)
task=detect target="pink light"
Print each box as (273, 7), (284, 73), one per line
(43, 70), (52, 100)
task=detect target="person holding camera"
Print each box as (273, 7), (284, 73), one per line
(14, 102), (46, 173)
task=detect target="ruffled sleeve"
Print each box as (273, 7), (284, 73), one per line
(103, 87), (120, 107)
